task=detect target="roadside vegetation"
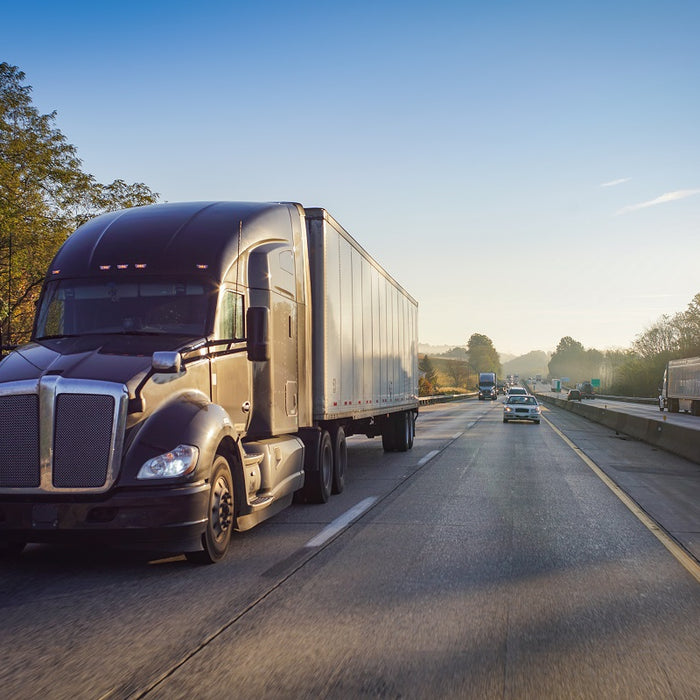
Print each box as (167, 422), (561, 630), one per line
(421, 298), (700, 399)
(0, 63), (158, 347)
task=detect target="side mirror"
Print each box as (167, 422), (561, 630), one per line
(152, 351), (182, 373)
(246, 307), (270, 361)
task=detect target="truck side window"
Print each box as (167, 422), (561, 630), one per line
(218, 291), (245, 340)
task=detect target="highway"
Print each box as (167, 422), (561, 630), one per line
(1, 398), (699, 699)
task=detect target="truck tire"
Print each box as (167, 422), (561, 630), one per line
(304, 430), (333, 503)
(331, 426), (347, 494)
(382, 418), (396, 451)
(186, 455), (234, 565)
(408, 412), (415, 449)
(394, 411), (410, 452)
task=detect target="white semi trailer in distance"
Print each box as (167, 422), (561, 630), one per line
(659, 356), (700, 414)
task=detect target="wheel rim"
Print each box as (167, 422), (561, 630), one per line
(210, 474), (233, 543)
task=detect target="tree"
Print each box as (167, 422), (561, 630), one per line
(677, 293), (700, 357)
(0, 63), (158, 346)
(418, 354), (439, 394)
(548, 336), (586, 383)
(445, 358), (469, 389)
(466, 333), (501, 375)
(632, 314), (680, 359)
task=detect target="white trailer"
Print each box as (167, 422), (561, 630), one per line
(659, 356), (700, 414)
(306, 208), (418, 422)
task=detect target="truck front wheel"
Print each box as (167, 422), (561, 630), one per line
(186, 455), (234, 565)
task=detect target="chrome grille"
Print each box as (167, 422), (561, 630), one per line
(0, 394), (40, 487)
(0, 378), (127, 494)
(53, 394), (115, 488)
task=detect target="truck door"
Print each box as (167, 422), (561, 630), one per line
(210, 289), (251, 435)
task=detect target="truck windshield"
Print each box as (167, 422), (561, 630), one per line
(35, 277), (213, 339)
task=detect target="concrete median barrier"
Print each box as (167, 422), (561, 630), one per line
(538, 394), (700, 465)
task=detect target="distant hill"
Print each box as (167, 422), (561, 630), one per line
(502, 350), (550, 378)
(418, 343), (454, 356)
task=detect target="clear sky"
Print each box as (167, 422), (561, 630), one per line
(4, 0), (699, 357)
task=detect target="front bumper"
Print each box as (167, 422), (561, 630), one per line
(0, 481), (210, 552)
(503, 409), (541, 422)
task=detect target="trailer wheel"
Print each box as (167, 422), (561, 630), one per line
(394, 412), (410, 452)
(382, 420), (395, 451)
(331, 426), (347, 494)
(186, 455), (234, 565)
(407, 412), (415, 450)
(304, 430), (333, 503)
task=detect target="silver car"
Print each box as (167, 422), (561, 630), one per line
(503, 394), (541, 424)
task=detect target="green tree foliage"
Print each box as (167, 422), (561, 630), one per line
(445, 358), (469, 388)
(0, 63), (158, 346)
(606, 294), (700, 396)
(418, 354), (439, 395)
(548, 336), (604, 385)
(467, 333), (502, 375)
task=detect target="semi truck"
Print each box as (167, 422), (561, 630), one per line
(478, 372), (497, 400)
(0, 202), (418, 563)
(658, 356), (700, 414)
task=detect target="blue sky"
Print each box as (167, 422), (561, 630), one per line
(4, 0), (700, 356)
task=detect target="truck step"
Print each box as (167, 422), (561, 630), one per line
(242, 452), (265, 467)
(249, 495), (274, 509)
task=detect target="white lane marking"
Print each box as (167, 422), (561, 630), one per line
(452, 432), (462, 439)
(305, 497), (378, 548)
(418, 450), (440, 467)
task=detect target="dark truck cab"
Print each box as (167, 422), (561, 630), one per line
(0, 202), (314, 563)
(0, 201), (419, 563)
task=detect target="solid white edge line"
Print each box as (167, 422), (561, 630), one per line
(304, 497), (378, 548)
(544, 415), (700, 584)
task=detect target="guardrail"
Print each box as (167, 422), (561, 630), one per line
(419, 392), (476, 406)
(537, 393), (700, 466)
(577, 393), (656, 406)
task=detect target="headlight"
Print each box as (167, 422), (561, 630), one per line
(137, 445), (199, 479)
(504, 407), (512, 413)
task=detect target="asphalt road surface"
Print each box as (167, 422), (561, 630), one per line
(1, 399), (698, 699)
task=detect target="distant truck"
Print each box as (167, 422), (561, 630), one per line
(659, 356), (700, 414)
(551, 379), (561, 393)
(0, 202), (419, 563)
(578, 382), (595, 399)
(478, 372), (497, 400)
